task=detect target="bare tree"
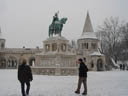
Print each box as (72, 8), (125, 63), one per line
(122, 23), (128, 48)
(97, 17), (122, 62)
(119, 23), (128, 60)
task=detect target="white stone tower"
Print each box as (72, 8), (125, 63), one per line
(77, 12), (106, 71)
(0, 27), (6, 49)
(78, 11), (99, 55)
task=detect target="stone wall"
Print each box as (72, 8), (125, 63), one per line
(32, 67), (78, 76)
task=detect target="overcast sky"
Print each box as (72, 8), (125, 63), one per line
(0, 0), (128, 48)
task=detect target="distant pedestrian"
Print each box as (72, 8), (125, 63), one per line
(123, 64), (125, 70)
(120, 64), (122, 70)
(75, 58), (88, 95)
(18, 59), (33, 96)
(127, 65), (128, 71)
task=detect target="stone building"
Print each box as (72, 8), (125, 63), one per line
(0, 28), (42, 69)
(0, 12), (106, 75)
(32, 36), (77, 75)
(77, 12), (106, 71)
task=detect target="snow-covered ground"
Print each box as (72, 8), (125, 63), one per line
(0, 69), (128, 96)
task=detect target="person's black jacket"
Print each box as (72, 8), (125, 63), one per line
(79, 62), (88, 77)
(18, 64), (33, 83)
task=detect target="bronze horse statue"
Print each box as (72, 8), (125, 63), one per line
(49, 16), (67, 37)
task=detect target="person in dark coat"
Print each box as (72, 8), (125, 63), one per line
(18, 59), (33, 96)
(75, 58), (88, 95)
(120, 64), (122, 70)
(122, 64), (125, 70)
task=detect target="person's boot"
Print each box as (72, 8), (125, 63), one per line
(26, 93), (29, 96)
(75, 90), (80, 94)
(82, 91), (87, 95)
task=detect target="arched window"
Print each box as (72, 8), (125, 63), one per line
(91, 43), (97, 49)
(29, 57), (35, 66)
(61, 43), (66, 51)
(97, 59), (103, 71)
(45, 44), (50, 51)
(52, 43), (57, 51)
(91, 62), (94, 68)
(8, 56), (17, 68)
(0, 57), (6, 68)
(82, 43), (88, 49)
(1, 43), (5, 49)
(83, 57), (86, 62)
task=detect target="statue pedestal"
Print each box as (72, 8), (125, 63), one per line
(33, 36), (77, 75)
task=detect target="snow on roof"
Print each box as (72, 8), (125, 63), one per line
(90, 51), (104, 56)
(80, 32), (98, 40)
(82, 11), (94, 33)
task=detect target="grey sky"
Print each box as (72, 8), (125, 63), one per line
(0, 0), (128, 48)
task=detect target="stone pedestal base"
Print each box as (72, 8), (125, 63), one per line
(32, 67), (78, 76)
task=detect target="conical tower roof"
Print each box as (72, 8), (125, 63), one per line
(82, 11), (94, 34)
(80, 11), (97, 40)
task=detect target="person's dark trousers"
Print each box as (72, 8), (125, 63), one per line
(76, 77), (87, 94)
(21, 82), (30, 96)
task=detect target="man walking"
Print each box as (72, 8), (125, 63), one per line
(75, 58), (88, 95)
(18, 59), (33, 96)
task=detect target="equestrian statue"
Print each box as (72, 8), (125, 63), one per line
(49, 12), (67, 37)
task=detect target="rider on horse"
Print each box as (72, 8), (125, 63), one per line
(52, 12), (59, 23)
(49, 12), (67, 37)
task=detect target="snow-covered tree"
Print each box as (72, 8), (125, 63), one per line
(97, 17), (122, 62)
